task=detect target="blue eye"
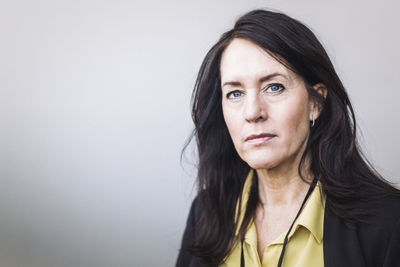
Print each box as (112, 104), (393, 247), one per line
(227, 90), (243, 99)
(267, 84), (285, 93)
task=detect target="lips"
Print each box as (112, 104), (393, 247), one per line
(245, 133), (276, 144)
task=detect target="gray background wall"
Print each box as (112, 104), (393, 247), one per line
(0, 0), (399, 266)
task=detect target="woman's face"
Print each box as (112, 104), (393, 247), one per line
(220, 38), (316, 171)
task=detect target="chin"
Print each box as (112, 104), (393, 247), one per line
(242, 153), (280, 170)
(247, 161), (278, 170)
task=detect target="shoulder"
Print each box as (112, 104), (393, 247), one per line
(325, 192), (400, 229)
(182, 195), (203, 239)
(359, 194), (400, 250)
(360, 195), (400, 266)
(363, 194), (400, 228)
(175, 194), (210, 267)
(323, 194), (400, 267)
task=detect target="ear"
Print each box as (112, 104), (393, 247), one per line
(309, 83), (327, 121)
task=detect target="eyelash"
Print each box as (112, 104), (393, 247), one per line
(225, 83), (285, 99)
(264, 83), (285, 94)
(226, 90), (243, 99)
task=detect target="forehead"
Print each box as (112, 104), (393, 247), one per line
(220, 38), (291, 82)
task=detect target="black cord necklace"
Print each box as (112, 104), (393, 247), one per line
(240, 178), (317, 267)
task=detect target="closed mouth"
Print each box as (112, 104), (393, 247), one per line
(245, 133), (276, 144)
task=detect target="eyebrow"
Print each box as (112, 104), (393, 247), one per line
(221, 72), (287, 88)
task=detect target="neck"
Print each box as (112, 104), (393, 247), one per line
(256, 166), (312, 207)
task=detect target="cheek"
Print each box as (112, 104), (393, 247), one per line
(223, 110), (236, 136)
(289, 109), (308, 130)
(278, 101), (310, 141)
(222, 106), (242, 146)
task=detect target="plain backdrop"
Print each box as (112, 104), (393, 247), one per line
(0, 0), (399, 266)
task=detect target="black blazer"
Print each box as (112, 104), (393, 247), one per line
(176, 195), (400, 267)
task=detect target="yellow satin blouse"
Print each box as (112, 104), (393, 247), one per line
(219, 170), (326, 267)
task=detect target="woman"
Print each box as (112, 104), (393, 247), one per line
(176, 9), (400, 267)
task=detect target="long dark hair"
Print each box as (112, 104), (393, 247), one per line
(183, 9), (400, 265)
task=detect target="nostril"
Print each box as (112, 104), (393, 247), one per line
(244, 101), (267, 122)
(255, 115), (264, 122)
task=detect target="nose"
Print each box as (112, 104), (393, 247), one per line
(244, 92), (267, 123)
